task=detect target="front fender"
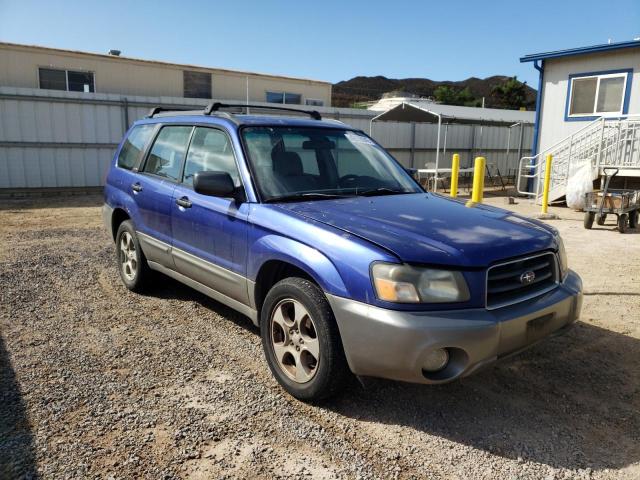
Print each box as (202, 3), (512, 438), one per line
(248, 234), (349, 298)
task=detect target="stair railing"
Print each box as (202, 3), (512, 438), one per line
(517, 116), (605, 198)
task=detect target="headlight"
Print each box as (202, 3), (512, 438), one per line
(556, 236), (568, 280)
(371, 262), (470, 303)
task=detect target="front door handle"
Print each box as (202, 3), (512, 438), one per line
(132, 182), (143, 192)
(176, 196), (192, 208)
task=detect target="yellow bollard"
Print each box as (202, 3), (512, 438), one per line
(541, 154), (552, 214)
(450, 153), (460, 198)
(470, 156), (486, 204)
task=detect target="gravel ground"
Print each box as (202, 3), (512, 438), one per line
(1, 193), (639, 479)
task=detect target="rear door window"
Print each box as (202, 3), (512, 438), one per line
(143, 126), (193, 181)
(117, 124), (156, 170)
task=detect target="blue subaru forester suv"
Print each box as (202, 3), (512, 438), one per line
(103, 103), (583, 401)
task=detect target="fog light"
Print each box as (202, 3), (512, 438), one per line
(423, 348), (449, 372)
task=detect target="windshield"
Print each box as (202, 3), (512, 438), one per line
(241, 127), (422, 202)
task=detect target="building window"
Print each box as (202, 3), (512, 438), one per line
(305, 99), (324, 106)
(39, 68), (95, 92)
(183, 70), (211, 99)
(266, 91), (284, 103)
(266, 91), (302, 105)
(67, 71), (95, 92)
(567, 70), (630, 118)
(284, 93), (301, 104)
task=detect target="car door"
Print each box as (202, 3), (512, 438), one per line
(134, 124), (193, 267)
(170, 126), (250, 305)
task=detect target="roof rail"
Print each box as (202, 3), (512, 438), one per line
(204, 102), (322, 120)
(145, 106), (194, 118)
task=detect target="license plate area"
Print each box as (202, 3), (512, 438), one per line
(526, 313), (555, 342)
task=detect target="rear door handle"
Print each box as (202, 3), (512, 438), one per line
(132, 182), (143, 192)
(176, 196), (192, 208)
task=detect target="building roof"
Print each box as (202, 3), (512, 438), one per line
(0, 41), (331, 85)
(368, 98), (534, 126)
(520, 39), (640, 63)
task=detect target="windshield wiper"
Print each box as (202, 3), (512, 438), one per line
(265, 192), (352, 203)
(356, 187), (413, 197)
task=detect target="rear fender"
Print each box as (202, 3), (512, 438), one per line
(103, 181), (142, 236)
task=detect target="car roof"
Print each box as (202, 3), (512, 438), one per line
(135, 113), (355, 131)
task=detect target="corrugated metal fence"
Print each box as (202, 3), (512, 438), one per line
(0, 87), (532, 190)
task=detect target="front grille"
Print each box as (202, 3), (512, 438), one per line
(486, 252), (558, 309)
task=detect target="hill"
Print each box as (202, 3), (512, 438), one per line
(332, 75), (537, 109)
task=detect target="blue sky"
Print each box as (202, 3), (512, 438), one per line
(1, 0), (638, 87)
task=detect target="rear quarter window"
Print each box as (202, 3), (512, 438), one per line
(117, 124), (156, 170)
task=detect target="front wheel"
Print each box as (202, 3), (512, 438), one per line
(260, 277), (351, 402)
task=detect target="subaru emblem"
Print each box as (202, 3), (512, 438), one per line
(520, 271), (536, 285)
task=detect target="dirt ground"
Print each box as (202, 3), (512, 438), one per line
(1, 192), (639, 480)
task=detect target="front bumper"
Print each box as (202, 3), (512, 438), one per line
(327, 270), (582, 384)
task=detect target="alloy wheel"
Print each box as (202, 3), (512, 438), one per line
(270, 298), (320, 383)
(119, 231), (137, 281)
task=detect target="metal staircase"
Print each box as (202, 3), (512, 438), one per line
(517, 115), (640, 203)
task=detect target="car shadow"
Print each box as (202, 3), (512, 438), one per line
(327, 321), (640, 472)
(0, 335), (38, 479)
(140, 276), (639, 472)
(142, 274), (260, 335)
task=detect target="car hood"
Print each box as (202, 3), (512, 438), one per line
(275, 193), (557, 267)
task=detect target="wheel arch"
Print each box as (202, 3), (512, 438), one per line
(249, 236), (349, 313)
(110, 207), (131, 240)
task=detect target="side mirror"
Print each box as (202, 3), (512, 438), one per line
(193, 171), (238, 199)
(405, 167), (418, 178)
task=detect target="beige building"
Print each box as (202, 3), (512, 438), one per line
(0, 42), (331, 106)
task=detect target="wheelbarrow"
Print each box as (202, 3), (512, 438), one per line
(583, 168), (640, 233)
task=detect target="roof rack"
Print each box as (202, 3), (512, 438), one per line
(145, 102), (322, 122)
(203, 102), (322, 120)
(144, 106), (239, 124)
(145, 106), (194, 118)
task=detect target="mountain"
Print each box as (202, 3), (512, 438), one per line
(332, 75), (537, 109)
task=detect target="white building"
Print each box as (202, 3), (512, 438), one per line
(520, 40), (640, 201)
(368, 97), (534, 126)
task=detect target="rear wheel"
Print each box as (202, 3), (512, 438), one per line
(115, 220), (152, 291)
(618, 214), (628, 233)
(629, 210), (638, 229)
(596, 214), (607, 226)
(260, 277), (351, 402)
(583, 212), (595, 229)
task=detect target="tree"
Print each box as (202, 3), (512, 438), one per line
(457, 87), (481, 107)
(433, 85), (479, 107)
(491, 76), (528, 109)
(433, 85), (458, 105)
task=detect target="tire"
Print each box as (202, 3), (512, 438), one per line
(618, 214), (628, 233)
(583, 212), (595, 229)
(596, 214), (607, 226)
(260, 277), (351, 402)
(629, 210), (638, 229)
(115, 220), (152, 292)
